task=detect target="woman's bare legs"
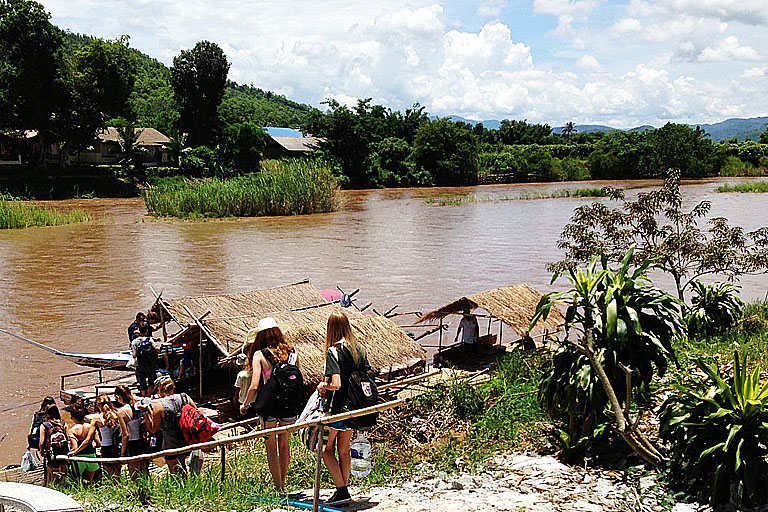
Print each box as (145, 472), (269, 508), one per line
(263, 419), (284, 490)
(322, 428), (354, 488)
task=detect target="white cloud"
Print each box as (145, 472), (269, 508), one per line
(575, 54), (601, 72)
(478, 0), (507, 17)
(38, 0), (768, 127)
(697, 36), (760, 63)
(533, 0), (598, 33)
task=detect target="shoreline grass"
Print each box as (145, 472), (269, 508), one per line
(143, 160), (338, 218)
(716, 181), (768, 193)
(425, 187), (610, 206)
(0, 200), (92, 229)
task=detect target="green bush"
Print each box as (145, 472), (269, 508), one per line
(718, 156), (747, 177)
(180, 145), (219, 177)
(553, 157), (590, 181)
(660, 351), (768, 507)
(0, 200), (92, 228)
(686, 281), (744, 336)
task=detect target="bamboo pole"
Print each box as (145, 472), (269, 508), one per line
(313, 425), (324, 512)
(61, 397), (408, 465)
(220, 445), (225, 482)
(182, 305), (229, 357)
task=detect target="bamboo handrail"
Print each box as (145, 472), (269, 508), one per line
(60, 397), (407, 464)
(207, 369), (441, 434)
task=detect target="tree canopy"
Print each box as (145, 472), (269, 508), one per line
(552, 171), (768, 300)
(170, 40), (230, 147)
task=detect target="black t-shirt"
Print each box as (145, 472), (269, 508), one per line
(324, 341), (368, 415)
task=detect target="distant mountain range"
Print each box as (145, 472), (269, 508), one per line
(443, 115), (768, 143)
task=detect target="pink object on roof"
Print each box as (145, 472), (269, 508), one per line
(320, 290), (343, 303)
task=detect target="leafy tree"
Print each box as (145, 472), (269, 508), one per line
(170, 40), (230, 147)
(552, 171), (768, 300)
(412, 118), (479, 186)
(562, 121), (576, 141)
(761, 126), (768, 144)
(302, 99), (428, 188)
(0, 0), (68, 167)
(532, 249), (684, 466)
(116, 120), (144, 168)
(647, 123), (718, 177)
(371, 137), (430, 187)
(72, 37), (138, 120)
(220, 121), (269, 172)
(498, 119), (552, 145)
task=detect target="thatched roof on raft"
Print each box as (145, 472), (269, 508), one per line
(161, 281), (326, 327)
(203, 303), (364, 355)
(418, 284), (565, 337)
(282, 315), (426, 384)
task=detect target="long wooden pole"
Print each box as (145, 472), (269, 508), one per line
(313, 425), (324, 512)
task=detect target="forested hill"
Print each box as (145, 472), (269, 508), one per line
(63, 32), (313, 133)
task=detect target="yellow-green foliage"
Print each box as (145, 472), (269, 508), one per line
(0, 200), (92, 229)
(143, 159), (338, 218)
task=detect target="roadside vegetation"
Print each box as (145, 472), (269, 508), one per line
(0, 200), (92, 229)
(143, 160), (337, 218)
(716, 181), (768, 193)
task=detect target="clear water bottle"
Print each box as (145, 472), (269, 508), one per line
(350, 431), (371, 477)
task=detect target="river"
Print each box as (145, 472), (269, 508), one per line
(0, 178), (766, 465)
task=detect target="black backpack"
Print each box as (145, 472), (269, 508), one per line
(253, 349), (307, 419)
(335, 345), (379, 429)
(136, 338), (156, 368)
(43, 421), (69, 465)
(27, 411), (45, 450)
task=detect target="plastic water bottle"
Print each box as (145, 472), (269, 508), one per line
(350, 431), (371, 477)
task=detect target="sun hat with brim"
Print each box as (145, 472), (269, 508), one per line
(154, 375), (172, 388)
(246, 317), (279, 343)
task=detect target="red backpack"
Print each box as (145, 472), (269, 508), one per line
(178, 399), (219, 445)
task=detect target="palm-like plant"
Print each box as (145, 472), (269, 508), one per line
(686, 281), (744, 336)
(532, 248), (684, 466)
(660, 351), (768, 506)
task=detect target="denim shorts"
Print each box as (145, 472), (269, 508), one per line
(326, 420), (349, 431)
(261, 415), (297, 424)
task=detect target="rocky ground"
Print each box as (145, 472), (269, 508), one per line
(283, 455), (707, 512)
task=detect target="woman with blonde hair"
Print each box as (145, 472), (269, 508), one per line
(69, 395), (122, 479)
(240, 317), (300, 492)
(316, 311), (369, 506)
(142, 377), (195, 475)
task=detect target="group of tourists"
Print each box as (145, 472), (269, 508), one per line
(28, 310), (374, 507)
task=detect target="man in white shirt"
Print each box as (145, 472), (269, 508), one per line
(454, 307), (479, 348)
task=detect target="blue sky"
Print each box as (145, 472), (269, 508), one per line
(41, 0), (768, 128)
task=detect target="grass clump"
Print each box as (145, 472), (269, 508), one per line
(716, 181), (768, 193)
(0, 200), (92, 229)
(143, 159), (338, 218)
(426, 187), (610, 206)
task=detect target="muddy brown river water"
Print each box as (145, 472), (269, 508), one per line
(0, 178), (766, 464)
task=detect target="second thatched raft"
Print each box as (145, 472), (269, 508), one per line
(418, 283), (565, 337)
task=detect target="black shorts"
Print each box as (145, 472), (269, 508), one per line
(101, 444), (120, 467)
(127, 439), (146, 457)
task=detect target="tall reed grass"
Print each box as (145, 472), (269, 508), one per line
(143, 160), (338, 218)
(425, 187), (610, 206)
(716, 181), (768, 193)
(0, 200), (92, 229)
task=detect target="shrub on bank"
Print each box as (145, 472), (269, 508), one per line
(143, 159), (338, 218)
(0, 200), (92, 228)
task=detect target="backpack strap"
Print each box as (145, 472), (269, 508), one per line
(261, 348), (277, 366)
